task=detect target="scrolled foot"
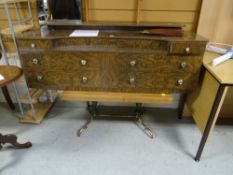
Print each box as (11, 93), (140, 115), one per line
(77, 116), (93, 137)
(0, 134), (32, 149)
(136, 116), (155, 139)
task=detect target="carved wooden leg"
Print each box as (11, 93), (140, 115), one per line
(0, 133), (32, 149)
(1, 86), (15, 110)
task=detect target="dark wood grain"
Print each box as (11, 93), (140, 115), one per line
(16, 24), (207, 94)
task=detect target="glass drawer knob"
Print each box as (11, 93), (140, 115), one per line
(32, 58), (38, 64)
(37, 75), (43, 81)
(129, 77), (135, 84)
(185, 47), (190, 54)
(177, 79), (183, 85)
(81, 76), (88, 83)
(130, 60), (136, 67)
(180, 62), (187, 69)
(81, 59), (87, 66)
(31, 43), (36, 48)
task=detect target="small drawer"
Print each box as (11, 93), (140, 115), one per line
(26, 70), (72, 89)
(111, 53), (202, 73)
(17, 39), (53, 49)
(20, 52), (102, 71)
(116, 71), (199, 93)
(169, 42), (206, 55)
(25, 70), (101, 90)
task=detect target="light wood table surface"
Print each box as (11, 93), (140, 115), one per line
(203, 52), (233, 84)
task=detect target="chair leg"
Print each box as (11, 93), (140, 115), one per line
(0, 133), (32, 150)
(1, 86), (15, 110)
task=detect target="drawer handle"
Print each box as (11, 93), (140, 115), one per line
(31, 43), (36, 48)
(180, 61), (187, 69)
(177, 79), (183, 86)
(81, 76), (88, 83)
(129, 77), (135, 84)
(185, 47), (190, 54)
(80, 59), (87, 66)
(37, 75), (43, 81)
(32, 58), (39, 65)
(129, 60), (137, 67)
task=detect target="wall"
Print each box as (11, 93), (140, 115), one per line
(82, 0), (202, 32)
(197, 0), (233, 44)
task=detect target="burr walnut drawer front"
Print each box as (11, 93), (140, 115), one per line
(17, 39), (53, 49)
(26, 70), (101, 90)
(94, 70), (198, 93)
(112, 53), (202, 73)
(25, 69), (197, 93)
(54, 38), (169, 52)
(116, 71), (199, 93)
(21, 52), (201, 73)
(169, 42), (206, 55)
(20, 52), (102, 71)
(26, 71), (197, 93)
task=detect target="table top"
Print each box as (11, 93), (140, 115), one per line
(203, 51), (233, 85)
(0, 66), (23, 87)
(16, 24), (207, 42)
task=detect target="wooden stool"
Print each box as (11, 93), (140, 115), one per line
(0, 64), (32, 149)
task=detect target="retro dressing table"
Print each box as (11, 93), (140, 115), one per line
(14, 21), (208, 158)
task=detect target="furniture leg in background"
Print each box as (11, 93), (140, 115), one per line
(0, 133), (32, 150)
(1, 85), (15, 110)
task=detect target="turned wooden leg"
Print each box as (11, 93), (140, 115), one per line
(1, 86), (15, 110)
(0, 133), (32, 149)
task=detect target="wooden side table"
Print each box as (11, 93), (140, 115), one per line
(0, 64), (32, 149)
(186, 51), (233, 161)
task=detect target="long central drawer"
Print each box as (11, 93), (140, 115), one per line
(25, 70), (199, 93)
(20, 52), (201, 72)
(17, 38), (169, 53)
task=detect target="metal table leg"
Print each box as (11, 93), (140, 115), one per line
(77, 101), (97, 137)
(77, 102), (155, 139)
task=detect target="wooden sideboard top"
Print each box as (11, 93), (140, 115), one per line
(16, 23), (207, 43)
